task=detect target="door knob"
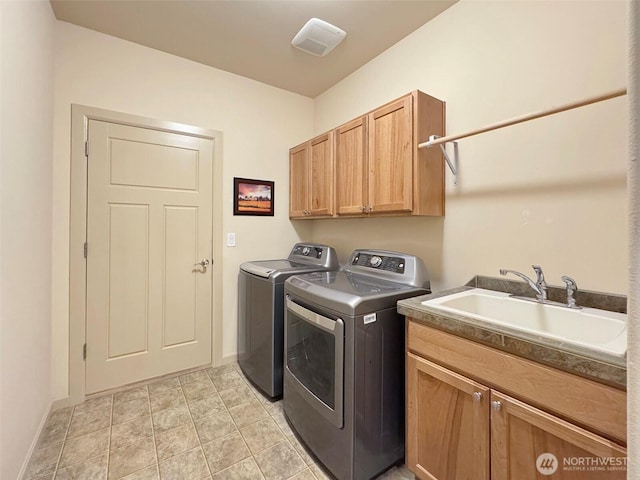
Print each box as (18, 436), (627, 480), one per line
(194, 259), (210, 268)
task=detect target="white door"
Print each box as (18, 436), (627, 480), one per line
(86, 120), (213, 394)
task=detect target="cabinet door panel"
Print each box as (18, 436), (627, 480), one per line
(491, 391), (626, 480)
(335, 116), (367, 215)
(368, 96), (413, 213)
(407, 352), (490, 480)
(289, 143), (309, 218)
(309, 132), (334, 217)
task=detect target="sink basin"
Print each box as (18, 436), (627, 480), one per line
(421, 288), (627, 357)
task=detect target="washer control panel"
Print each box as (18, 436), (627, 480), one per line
(292, 244), (324, 259)
(288, 244), (339, 270)
(351, 252), (405, 274)
(345, 249), (430, 289)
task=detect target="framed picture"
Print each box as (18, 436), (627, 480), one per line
(233, 177), (275, 216)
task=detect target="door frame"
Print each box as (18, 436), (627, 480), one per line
(69, 104), (223, 405)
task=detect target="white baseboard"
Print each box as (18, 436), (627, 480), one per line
(219, 354), (238, 366)
(51, 396), (73, 410)
(17, 401), (54, 480)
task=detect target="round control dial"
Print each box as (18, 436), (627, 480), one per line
(370, 255), (383, 268)
(302, 246), (311, 256)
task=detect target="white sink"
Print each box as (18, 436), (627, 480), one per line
(421, 288), (627, 358)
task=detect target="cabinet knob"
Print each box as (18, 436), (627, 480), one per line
(491, 400), (502, 412)
(472, 391), (483, 402)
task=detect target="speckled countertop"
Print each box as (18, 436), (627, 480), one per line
(397, 276), (627, 389)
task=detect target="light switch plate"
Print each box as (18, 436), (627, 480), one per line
(227, 233), (236, 247)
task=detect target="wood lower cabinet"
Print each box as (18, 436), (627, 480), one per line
(491, 391), (626, 480)
(406, 321), (627, 480)
(407, 354), (490, 480)
(289, 131), (334, 219)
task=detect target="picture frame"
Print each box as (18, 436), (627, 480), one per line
(233, 177), (275, 216)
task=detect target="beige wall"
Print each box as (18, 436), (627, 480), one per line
(311, 0), (628, 296)
(627, 1), (638, 474)
(52, 21), (313, 400)
(0, 0), (55, 477)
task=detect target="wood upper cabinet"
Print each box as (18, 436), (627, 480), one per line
(289, 142), (309, 218)
(406, 320), (627, 480)
(289, 131), (334, 219)
(334, 91), (445, 217)
(335, 116), (368, 215)
(293, 90), (445, 219)
(367, 95), (414, 214)
(406, 353), (490, 480)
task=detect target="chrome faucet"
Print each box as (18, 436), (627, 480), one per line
(561, 275), (580, 309)
(499, 265), (548, 302)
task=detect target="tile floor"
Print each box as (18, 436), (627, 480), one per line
(24, 363), (415, 480)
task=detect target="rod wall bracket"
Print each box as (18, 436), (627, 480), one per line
(429, 135), (458, 186)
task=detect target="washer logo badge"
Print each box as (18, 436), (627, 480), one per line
(363, 313), (377, 324)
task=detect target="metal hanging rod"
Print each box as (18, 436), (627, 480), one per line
(419, 87), (627, 149)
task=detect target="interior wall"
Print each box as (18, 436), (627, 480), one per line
(628, 0), (638, 474)
(312, 0), (628, 296)
(0, 0), (55, 478)
(52, 21), (313, 400)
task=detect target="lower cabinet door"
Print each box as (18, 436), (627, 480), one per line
(490, 391), (627, 480)
(406, 352), (490, 480)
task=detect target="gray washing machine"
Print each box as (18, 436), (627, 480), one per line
(283, 249), (430, 480)
(238, 243), (339, 398)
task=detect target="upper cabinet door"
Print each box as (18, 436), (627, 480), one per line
(309, 131), (334, 217)
(335, 116), (368, 215)
(367, 95), (413, 214)
(289, 142), (309, 218)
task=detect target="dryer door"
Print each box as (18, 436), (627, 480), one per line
(285, 296), (344, 428)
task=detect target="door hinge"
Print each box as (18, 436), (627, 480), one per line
(84, 242), (88, 258)
(83, 343), (87, 360)
(84, 141), (89, 157)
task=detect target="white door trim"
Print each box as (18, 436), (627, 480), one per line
(69, 104), (223, 406)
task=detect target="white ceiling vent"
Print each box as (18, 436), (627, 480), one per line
(291, 18), (346, 57)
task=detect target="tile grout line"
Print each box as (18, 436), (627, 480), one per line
(249, 375), (320, 480)
(209, 369), (258, 479)
(236, 372), (309, 480)
(146, 384), (161, 480)
(230, 375), (268, 479)
(179, 373), (214, 479)
(105, 394), (114, 480)
(50, 405), (75, 479)
(210, 368), (272, 478)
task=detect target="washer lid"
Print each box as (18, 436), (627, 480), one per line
(285, 271), (429, 316)
(240, 259), (334, 279)
(240, 243), (339, 279)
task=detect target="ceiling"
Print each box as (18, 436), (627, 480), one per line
(50, 0), (457, 98)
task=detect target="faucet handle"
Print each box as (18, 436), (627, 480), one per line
(561, 275), (580, 309)
(531, 265), (546, 286)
